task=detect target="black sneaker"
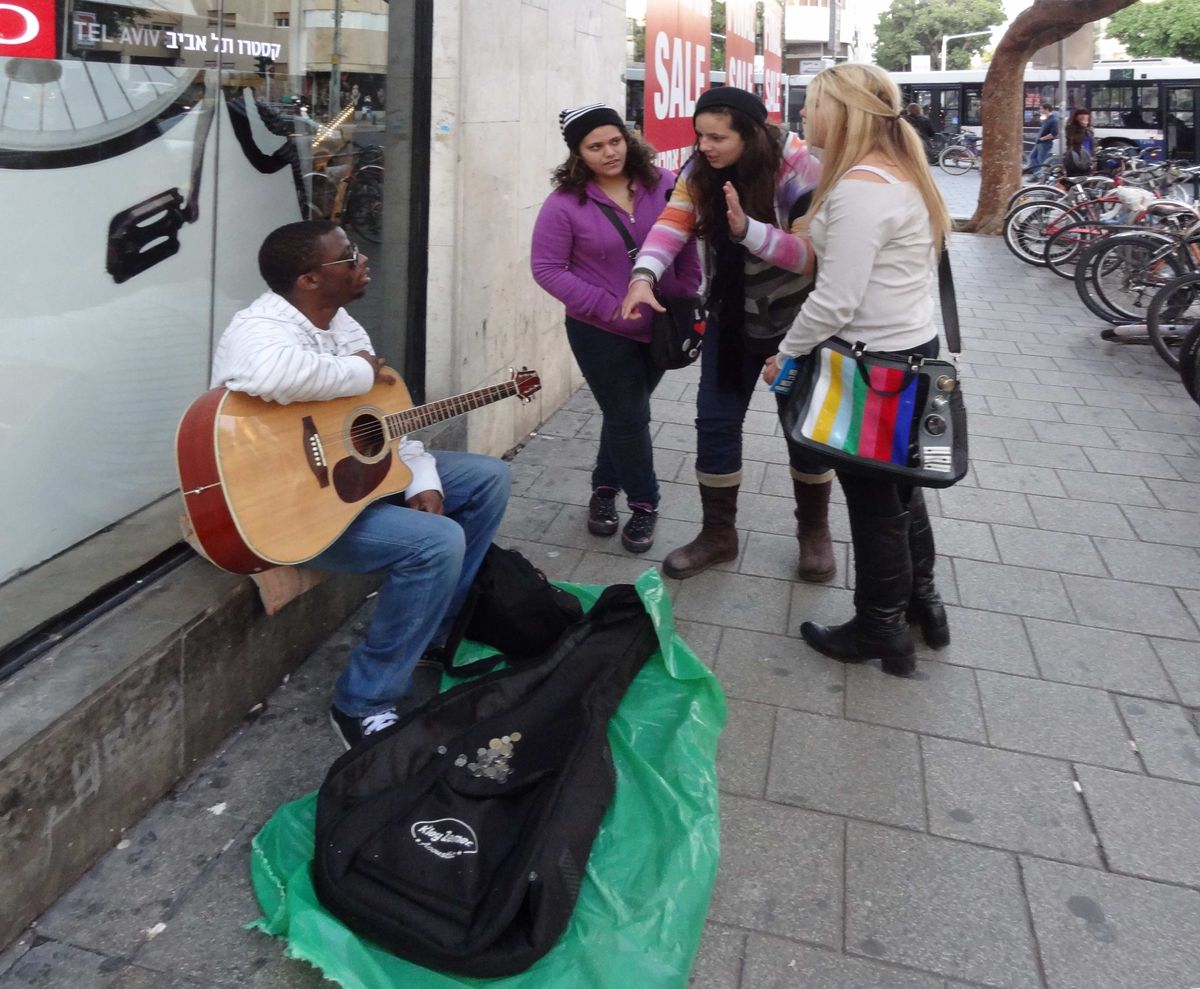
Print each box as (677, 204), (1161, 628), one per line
(329, 705), (400, 750)
(621, 508), (657, 553)
(587, 489), (619, 536)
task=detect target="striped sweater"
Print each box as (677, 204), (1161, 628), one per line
(633, 130), (822, 282)
(211, 291), (441, 496)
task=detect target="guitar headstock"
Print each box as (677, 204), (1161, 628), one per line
(510, 367), (541, 403)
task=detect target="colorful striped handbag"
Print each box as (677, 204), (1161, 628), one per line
(779, 252), (968, 488)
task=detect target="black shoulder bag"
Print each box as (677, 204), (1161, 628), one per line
(595, 202), (705, 370)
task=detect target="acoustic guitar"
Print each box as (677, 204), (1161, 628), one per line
(176, 368), (540, 575)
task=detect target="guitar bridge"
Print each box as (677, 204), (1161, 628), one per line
(302, 416), (330, 487)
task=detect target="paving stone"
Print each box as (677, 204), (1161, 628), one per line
(519, 464), (591, 505)
(926, 517), (999, 563)
(922, 736), (1101, 866)
(537, 407), (590, 437)
(36, 800), (248, 958)
(968, 412), (1037, 441)
(688, 924), (747, 989)
(1082, 447), (1181, 481)
(1115, 696), (1200, 784)
(1151, 636), (1200, 706)
(507, 461), (545, 498)
(973, 461), (1068, 497)
(961, 376), (1017, 399)
(1022, 855), (1200, 989)
(1146, 392), (1200, 416)
(1076, 764), (1200, 887)
(1029, 420), (1114, 448)
(968, 433), (1011, 463)
(990, 524), (1106, 576)
(740, 934), (944, 989)
(673, 571), (792, 635)
(1056, 404), (1137, 429)
(767, 711), (924, 829)
(785, 583), (857, 637)
(1093, 536), (1200, 590)
(1182, 588), (1200, 631)
(0, 940), (124, 988)
(938, 486), (1036, 527)
(714, 628), (845, 715)
(1026, 495), (1136, 539)
(845, 659), (986, 743)
(1023, 618), (1176, 699)
(1125, 408), (1200, 434)
(845, 823), (1040, 988)
(107, 966), (209, 988)
(1143, 476), (1200, 513)
(510, 432), (601, 468)
(976, 671), (1138, 770)
(933, 606), (1039, 676)
(1062, 574), (1199, 639)
(1073, 386), (1156, 411)
(569, 553), (666, 587)
(953, 558), (1074, 622)
(1166, 453), (1200, 482)
(1054, 469), (1161, 508)
(707, 795), (842, 947)
(1000, 438), (1091, 471)
(718, 698), (774, 798)
(740, 531), (850, 586)
(496, 494), (566, 541)
(1121, 504), (1200, 548)
(675, 619), (723, 669)
(1105, 426), (1199, 457)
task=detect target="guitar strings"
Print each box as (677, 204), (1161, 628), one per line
(337, 383), (521, 445)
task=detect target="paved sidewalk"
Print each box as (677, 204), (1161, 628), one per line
(4, 230), (1200, 989)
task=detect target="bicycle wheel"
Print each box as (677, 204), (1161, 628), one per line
(939, 145), (973, 175)
(1146, 271), (1200, 370)
(1003, 200), (1072, 266)
(1178, 322), (1200, 402)
(1081, 234), (1186, 324)
(303, 171), (338, 220)
(1044, 220), (1116, 279)
(347, 184), (383, 243)
(1007, 184), (1063, 213)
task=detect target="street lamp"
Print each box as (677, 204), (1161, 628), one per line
(940, 30), (992, 71)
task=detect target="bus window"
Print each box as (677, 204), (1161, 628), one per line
(964, 86), (982, 127)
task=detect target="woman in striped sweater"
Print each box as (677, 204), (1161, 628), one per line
(619, 87), (836, 584)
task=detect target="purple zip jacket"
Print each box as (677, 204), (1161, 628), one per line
(531, 166), (702, 342)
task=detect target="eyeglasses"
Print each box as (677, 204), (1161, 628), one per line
(320, 243), (360, 268)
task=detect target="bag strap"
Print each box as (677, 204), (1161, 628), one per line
(595, 201), (639, 261)
(938, 247), (961, 357)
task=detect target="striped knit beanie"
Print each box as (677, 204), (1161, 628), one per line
(559, 103), (625, 151)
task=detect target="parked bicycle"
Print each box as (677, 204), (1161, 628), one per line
(939, 132), (981, 175)
(303, 143), (384, 244)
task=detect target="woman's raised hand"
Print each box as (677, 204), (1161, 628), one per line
(620, 278), (665, 320)
(724, 181), (748, 239)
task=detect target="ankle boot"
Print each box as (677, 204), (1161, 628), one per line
(663, 484), (739, 579)
(907, 490), (950, 649)
(792, 478), (836, 583)
(801, 509), (916, 677)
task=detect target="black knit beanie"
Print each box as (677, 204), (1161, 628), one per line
(694, 86), (768, 127)
(559, 103), (626, 151)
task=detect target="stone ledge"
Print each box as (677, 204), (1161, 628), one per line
(0, 556), (377, 950)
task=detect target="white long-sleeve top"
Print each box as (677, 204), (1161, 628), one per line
(211, 291), (442, 497)
(773, 169), (937, 360)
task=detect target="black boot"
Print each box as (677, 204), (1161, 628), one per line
(907, 490), (950, 649)
(663, 484), (739, 579)
(801, 509), (916, 677)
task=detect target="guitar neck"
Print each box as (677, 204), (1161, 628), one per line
(385, 381), (519, 436)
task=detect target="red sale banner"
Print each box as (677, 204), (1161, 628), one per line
(644, 0), (712, 170)
(762, 0), (784, 123)
(723, 0), (755, 95)
(0, 0), (56, 59)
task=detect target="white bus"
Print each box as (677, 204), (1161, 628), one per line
(784, 62), (1200, 159)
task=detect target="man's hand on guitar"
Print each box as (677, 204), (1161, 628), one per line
(354, 350), (396, 385)
(406, 490), (445, 515)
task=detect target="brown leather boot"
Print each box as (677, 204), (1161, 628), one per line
(793, 478), (836, 583)
(662, 484), (739, 579)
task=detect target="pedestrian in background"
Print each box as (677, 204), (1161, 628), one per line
(1026, 101), (1059, 171)
(620, 87), (836, 584)
(1064, 108), (1095, 176)
(762, 63), (953, 677)
(532, 104), (701, 553)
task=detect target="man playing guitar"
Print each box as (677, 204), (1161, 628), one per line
(210, 220), (510, 749)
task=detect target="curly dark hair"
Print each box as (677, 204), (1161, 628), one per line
(258, 219), (340, 294)
(688, 108), (784, 240)
(551, 127), (663, 202)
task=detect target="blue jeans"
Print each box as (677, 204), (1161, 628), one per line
(566, 317), (664, 509)
(310, 451), (510, 716)
(696, 313), (827, 479)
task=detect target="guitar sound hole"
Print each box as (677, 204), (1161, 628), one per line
(349, 414), (386, 458)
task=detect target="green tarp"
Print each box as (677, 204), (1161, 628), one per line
(249, 568), (726, 989)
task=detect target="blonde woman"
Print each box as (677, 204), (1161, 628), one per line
(760, 63), (953, 677)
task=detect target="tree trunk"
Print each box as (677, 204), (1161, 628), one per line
(961, 0), (1140, 234)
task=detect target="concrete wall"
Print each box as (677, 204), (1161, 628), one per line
(426, 0), (628, 457)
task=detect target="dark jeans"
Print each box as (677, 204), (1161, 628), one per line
(565, 316), (665, 509)
(696, 313), (827, 478)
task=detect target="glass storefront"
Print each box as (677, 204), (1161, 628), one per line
(0, 0), (395, 657)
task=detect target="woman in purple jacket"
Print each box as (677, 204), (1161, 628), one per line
(532, 104), (701, 553)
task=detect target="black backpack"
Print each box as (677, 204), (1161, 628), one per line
(312, 584), (658, 978)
